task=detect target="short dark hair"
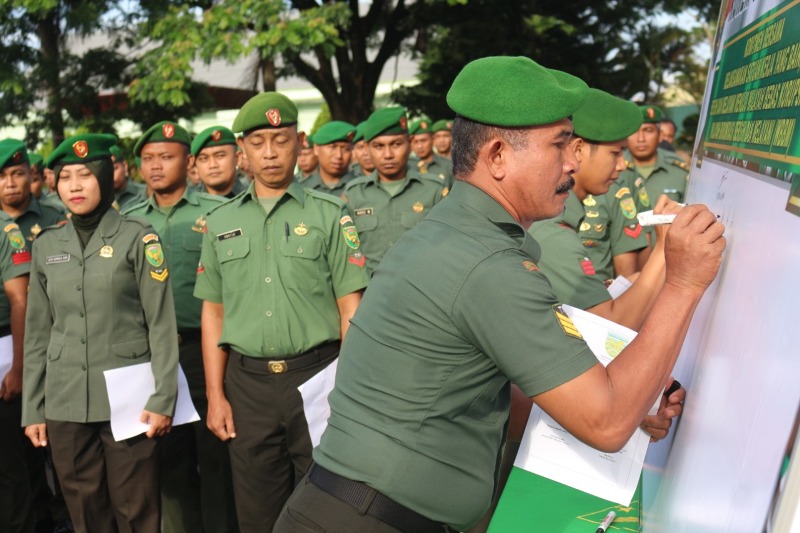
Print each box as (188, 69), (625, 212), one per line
(451, 117), (530, 178)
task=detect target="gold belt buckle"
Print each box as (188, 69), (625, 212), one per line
(268, 360), (288, 374)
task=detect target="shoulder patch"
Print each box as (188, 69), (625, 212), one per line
(306, 187), (347, 208)
(142, 233), (160, 244)
(342, 226), (360, 250)
(614, 187), (631, 199)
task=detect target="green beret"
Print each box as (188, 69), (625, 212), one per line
(446, 56), (589, 126)
(232, 92), (298, 134)
(640, 105), (664, 123)
(312, 121), (356, 145)
(352, 121), (367, 143)
(45, 133), (117, 168)
(572, 89), (643, 142)
(191, 126), (236, 156)
(28, 153), (44, 171)
(432, 119), (453, 133)
(408, 118), (432, 136)
(300, 135), (315, 149)
(134, 121), (191, 156)
(109, 144), (122, 162)
(364, 107), (408, 142)
(0, 139), (29, 170)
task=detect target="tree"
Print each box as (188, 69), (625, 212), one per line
(130, 0), (441, 124)
(393, 0), (715, 120)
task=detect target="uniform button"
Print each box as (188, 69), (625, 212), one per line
(76, 285), (81, 291)
(269, 345), (275, 351)
(78, 261), (83, 266)
(267, 219), (272, 225)
(296, 247), (303, 254)
(227, 250), (233, 256)
(81, 365), (86, 371)
(266, 245), (271, 251)
(79, 312), (84, 318)
(130, 352), (137, 357)
(265, 277), (272, 283)
(266, 311), (272, 317)
(80, 338), (85, 344)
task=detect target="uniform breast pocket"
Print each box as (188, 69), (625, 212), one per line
(354, 214), (378, 234)
(279, 236), (324, 290)
(182, 232), (203, 252)
(217, 237), (252, 292)
(401, 210), (426, 229)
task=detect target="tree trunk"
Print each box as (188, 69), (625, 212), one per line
(261, 58), (276, 92)
(37, 11), (65, 146)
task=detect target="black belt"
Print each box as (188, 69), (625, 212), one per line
(177, 329), (201, 345)
(0, 325), (10, 337)
(308, 463), (454, 533)
(235, 340), (339, 374)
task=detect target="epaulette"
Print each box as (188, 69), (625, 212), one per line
(196, 191), (229, 205)
(123, 214), (155, 229)
(121, 198), (149, 216)
(306, 187), (347, 209)
(343, 175), (372, 192)
(671, 158), (689, 171)
(625, 158), (635, 170)
(33, 220), (69, 238)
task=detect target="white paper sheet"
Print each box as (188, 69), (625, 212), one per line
(606, 275), (632, 299)
(513, 305), (656, 505)
(298, 359), (338, 447)
(103, 362), (199, 442)
(0, 335), (13, 381)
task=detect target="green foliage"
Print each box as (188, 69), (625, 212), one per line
(394, 0), (714, 120)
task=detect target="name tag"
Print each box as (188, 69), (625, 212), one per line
(46, 254), (71, 264)
(217, 229), (243, 241)
(354, 208), (374, 216)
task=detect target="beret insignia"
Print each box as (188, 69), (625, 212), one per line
(266, 108), (282, 127)
(399, 116), (407, 130)
(12, 151), (23, 163)
(72, 141), (89, 158)
(211, 130), (222, 141)
(162, 123), (175, 138)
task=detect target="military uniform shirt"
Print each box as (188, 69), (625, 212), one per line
(0, 214), (32, 328)
(116, 180), (147, 212)
(193, 181), (370, 358)
(579, 184), (648, 281)
(315, 181), (597, 531)
(621, 148), (689, 204)
(301, 170), (357, 198)
(416, 154), (455, 189)
(13, 196), (67, 243)
(529, 191), (612, 310)
(343, 170), (446, 273)
(22, 209), (179, 425)
(124, 187), (226, 329)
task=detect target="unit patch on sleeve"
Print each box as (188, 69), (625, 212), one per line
(342, 226), (360, 250)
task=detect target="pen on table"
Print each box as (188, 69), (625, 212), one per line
(595, 510), (616, 533)
(284, 222), (290, 242)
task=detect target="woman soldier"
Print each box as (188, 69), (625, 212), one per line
(21, 133), (179, 532)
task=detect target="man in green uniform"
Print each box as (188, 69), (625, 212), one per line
(110, 144), (146, 211)
(342, 107), (447, 273)
(0, 141), (33, 533)
(623, 104), (690, 204)
(294, 135), (317, 181)
(409, 117), (455, 188)
(431, 118), (453, 159)
(530, 89), (677, 331)
(349, 121), (374, 177)
(125, 121), (237, 533)
(192, 125), (247, 199)
(0, 139), (67, 243)
(274, 56), (725, 533)
(194, 92), (370, 532)
(27, 153), (44, 200)
(301, 121), (357, 197)
(579, 182), (649, 282)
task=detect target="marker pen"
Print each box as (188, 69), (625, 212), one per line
(595, 510), (616, 533)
